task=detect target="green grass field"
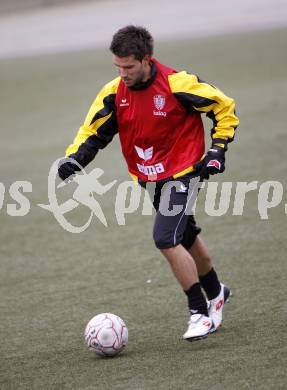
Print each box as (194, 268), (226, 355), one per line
(1, 27), (287, 389)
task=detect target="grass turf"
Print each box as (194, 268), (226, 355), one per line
(0, 27), (287, 389)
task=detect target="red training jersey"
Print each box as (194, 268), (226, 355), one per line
(65, 58), (239, 182)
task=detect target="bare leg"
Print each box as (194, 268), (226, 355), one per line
(160, 244), (199, 290)
(188, 235), (212, 277)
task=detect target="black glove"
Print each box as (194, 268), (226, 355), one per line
(58, 158), (81, 181)
(195, 146), (225, 180)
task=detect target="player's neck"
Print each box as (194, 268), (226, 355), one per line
(142, 62), (152, 82)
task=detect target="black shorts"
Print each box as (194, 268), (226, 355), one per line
(142, 173), (202, 250)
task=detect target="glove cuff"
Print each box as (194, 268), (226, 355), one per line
(212, 138), (228, 151)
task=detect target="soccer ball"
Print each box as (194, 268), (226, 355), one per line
(84, 313), (128, 357)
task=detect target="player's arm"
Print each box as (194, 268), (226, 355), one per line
(169, 71), (239, 147)
(58, 77), (120, 181)
(169, 71), (239, 178)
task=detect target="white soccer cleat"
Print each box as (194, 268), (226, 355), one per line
(183, 314), (213, 341)
(208, 283), (231, 333)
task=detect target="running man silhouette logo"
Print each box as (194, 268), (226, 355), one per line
(38, 158), (117, 233)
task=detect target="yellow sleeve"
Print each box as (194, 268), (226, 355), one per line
(169, 71), (239, 148)
(65, 76), (120, 166)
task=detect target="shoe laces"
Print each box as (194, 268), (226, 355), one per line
(188, 313), (202, 325)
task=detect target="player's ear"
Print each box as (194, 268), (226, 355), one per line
(142, 54), (151, 65)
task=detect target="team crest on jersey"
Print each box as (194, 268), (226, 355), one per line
(153, 94), (167, 117)
(153, 94), (166, 110)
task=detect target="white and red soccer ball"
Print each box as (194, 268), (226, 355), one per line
(84, 313), (128, 357)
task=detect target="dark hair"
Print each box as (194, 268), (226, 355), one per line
(109, 25), (154, 61)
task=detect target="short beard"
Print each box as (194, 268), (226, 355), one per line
(134, 69), (147, 84)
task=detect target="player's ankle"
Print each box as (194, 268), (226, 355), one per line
(184, 282), (208, 316)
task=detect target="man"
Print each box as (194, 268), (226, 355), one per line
(58, 25), (239, 341)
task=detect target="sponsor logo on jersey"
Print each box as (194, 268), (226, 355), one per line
(120, 98), (129, 107)
(153, 94), (167, 117)
(135, 145), (165, 176)
(136, 162), (165, 176)
(134, 145), (153, 161)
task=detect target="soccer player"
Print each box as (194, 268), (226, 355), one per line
(58, 25), (239, 341)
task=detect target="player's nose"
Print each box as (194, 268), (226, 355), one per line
(119, 68), (128, 78)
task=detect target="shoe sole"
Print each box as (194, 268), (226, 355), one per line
(184, 333), (209, 342)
